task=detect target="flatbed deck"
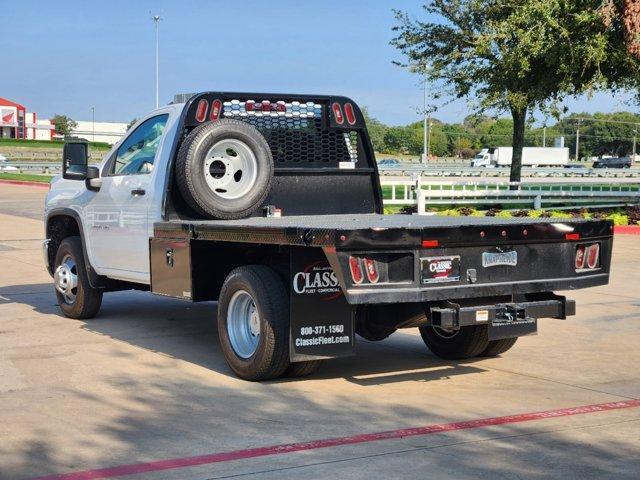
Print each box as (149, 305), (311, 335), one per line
(154, 214), (612, 248)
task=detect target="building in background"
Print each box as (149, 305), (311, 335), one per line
(0, 97), (128, 145)
(65, 120), (127, 144)
(0, 97), (54, 140)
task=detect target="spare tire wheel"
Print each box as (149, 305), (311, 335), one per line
(175, 119), (274, 219)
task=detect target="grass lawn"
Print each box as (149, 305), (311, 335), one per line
(0, 138), (111, 150)
(0, 172), (53, 183)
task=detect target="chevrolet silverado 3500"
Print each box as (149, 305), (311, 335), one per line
(44, 92), (613, 381)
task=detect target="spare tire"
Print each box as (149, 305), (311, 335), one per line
(175, 119), (274, 219)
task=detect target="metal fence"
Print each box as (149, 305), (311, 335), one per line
(381, 177), (640, 212)
(378, 164), (640, 179)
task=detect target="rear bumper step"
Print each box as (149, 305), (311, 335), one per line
(430, 297), (575, 341)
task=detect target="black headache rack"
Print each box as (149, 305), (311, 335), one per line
(153, 214), (613, 304)
(163, 92), (383, 220)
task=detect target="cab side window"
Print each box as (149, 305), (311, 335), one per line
(111, 114), (168, 176)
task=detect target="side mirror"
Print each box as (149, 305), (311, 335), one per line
(62, 141), (89, 180)
(86, 166), (102, 191)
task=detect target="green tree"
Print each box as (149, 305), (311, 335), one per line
(383, 126), (414, 154)
(361, 107), (389, 152)
(52, 114), (78, 137)
(392, 1), (639, 182)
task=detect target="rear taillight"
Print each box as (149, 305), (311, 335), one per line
(363, 258), (379, 283)
(195, 99), (208, 122)
(349, 256), (364, 284)
(586, 243), (600, 269)
(576, 243), (600, 271)
(575, 246), (586, 270)
(344, 103), (356, 125)
(332, 102), (344, 124)
(209, 99), (222, 121)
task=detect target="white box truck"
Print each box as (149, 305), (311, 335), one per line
(472, 147), (569, 167)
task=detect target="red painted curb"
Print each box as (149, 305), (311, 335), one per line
(33, 399), (640, 480)
(614, 225), (640, 235)
(0, 179), (50, 188)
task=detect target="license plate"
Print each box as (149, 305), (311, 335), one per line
(482, 250), (517, 267)
(421, 256), (460, 284)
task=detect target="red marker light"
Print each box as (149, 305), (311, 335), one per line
(195, 99), (208, 122)
(566, 233), (580, 241)
(332, 103), (344, 124)
(349, 256), (364, 284)
(246, 100), (255, 112)
(209, 99), (222, 121)
(344, 103), (356, 125)
(586, 243), (600, 269)
(422, 239), (439, 248)
(575, 245), (586, 269)
(363, 258), (379, 283)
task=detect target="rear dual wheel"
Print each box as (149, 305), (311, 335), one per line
(217, 266), (321, 381)
(419, 324), (517, 359)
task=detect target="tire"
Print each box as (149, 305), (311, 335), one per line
(175, 119), (274, 219)
(355, 305), (397, 341)
(53, 236), (102, 319)
(479, 337), (518, 357)
(418, 324), (489, 360)
(283, 360), (322, 378)
(217, 266), (290, 381)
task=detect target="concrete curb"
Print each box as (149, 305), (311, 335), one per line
(0, 179), (50, 189)
(614, 225), (640, 235)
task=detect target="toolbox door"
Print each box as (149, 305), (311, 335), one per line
(150, 238), (193, 299)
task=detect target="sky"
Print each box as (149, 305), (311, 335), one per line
(1, 0), (635, 126)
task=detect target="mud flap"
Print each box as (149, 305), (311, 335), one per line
(289, 247), (356, 362)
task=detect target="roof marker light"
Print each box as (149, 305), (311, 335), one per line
(332, 103), (344, 124)
(344, 103), (356, 125)
(566, 233), (581, 241)
(195, 99), (208, 123)
(209, 99), (222, 121)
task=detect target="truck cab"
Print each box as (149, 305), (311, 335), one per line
(471, 148), (493, 167)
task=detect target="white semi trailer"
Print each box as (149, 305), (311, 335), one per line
(472, 147), (570, 167)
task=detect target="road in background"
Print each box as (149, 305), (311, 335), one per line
(0, 184), (639, 480)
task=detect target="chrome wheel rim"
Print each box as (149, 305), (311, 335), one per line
(227, 290), (260, 359)
(203, 139), (258, 200)
(431, 325), (460, 340)
(54, 254), (78, 304)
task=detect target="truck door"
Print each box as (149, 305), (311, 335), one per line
(84, 114), (169, 283)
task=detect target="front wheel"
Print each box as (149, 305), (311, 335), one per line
(217, 266), (290, 381)
(418, 324), (489, 360)
(53, 237), (102, 319)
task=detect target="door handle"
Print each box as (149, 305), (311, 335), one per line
(131, 188), (146, 196)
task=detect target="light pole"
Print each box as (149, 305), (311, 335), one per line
(542, 125), (546, 147)
(575, 120), (581, 162)
(91, 106), (95, 142)
(422, 78), (428, 163)
(151, 14), (162, 109)
(633, 125), (638, 161)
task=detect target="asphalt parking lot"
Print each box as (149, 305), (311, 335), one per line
(1, 182), (639, 480)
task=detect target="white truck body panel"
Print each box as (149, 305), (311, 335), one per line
(494, 147), (569, 166)
(472, 147), (569, 167)
(45, 104), (184, 284)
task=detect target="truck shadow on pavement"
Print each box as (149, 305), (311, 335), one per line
(2, 284), (639, 479)
(0, 283), (486, 385)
